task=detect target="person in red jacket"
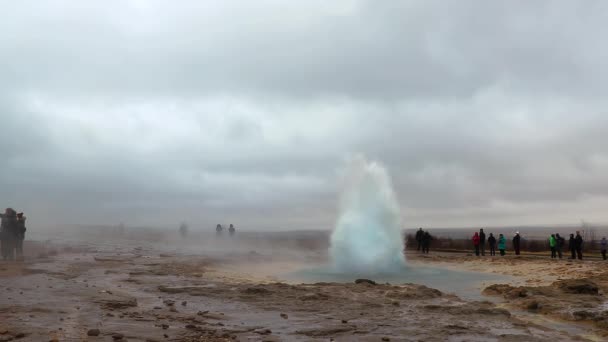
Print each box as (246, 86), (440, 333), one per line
(472, 232), (480, 256)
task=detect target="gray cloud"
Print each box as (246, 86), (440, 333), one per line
(1, 0), (608, 230)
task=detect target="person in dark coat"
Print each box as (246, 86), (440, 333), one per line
(487, 233), (497, 256)
(0, 208), (18, 261)
(421, 231), (432, 254)
(228, 224), (236, 236)
(568, 233), (576, 259)
(512, 232), (521, 255)
(216, 224), (223, 236)
(574, 231), (583, 260)
(15, 213), (26, 261)
(415, 228), (424, 251)
(555, 233), (564, 259)
(479, 229), (486, 256)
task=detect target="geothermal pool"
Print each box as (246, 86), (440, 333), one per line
(283, 264), (510, 300)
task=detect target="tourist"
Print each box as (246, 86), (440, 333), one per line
(513, 232), (521, 255)
(568, 233), (576, 259)
(488, 233), (497, 256)
(555, 233), (564, 259)
(574, 231), (583, 260)
(15, 213), (26, 261)
(0, 208), (18, 261)
(549, 234), (557, 259)
(229, 224), (236, 236)
(415, 228), (424, 251)
(472, 232), (480, 256)
(601, 237), (607, 260)
(216, 224), (223, 236)
(498, 234), (506, 256)
(422, 231), (432, 254)
(479, 228), (486, 256)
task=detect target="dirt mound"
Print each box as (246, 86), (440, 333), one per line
(385, 284), (443, 300)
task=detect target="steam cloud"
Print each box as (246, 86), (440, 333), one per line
(329, 156), (405, 273)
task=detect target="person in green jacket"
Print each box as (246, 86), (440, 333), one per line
(498, 234), (506, 256)
(549, 234), (557, 259)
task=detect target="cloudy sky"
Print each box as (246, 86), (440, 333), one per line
(2, 0), (608, 230)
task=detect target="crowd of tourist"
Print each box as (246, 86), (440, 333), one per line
(413, 227), (605, 260)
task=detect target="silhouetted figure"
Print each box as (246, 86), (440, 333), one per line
(488, 233), (496, 256)
(555, 233), (564, 259)
(421, 231), (432, 254)
(179, 222), (188, 238)
(568, 234), (576, 259)
(15, 213), (26, 261)
(216, 224), (223, 236)
(415, 228), (424, 251)
(549, 234), (557, 259)
(472, 232), (480, 256)
(228, 224), (235, 236)
(0, 208), (18, 261)
(574, 231), (583, 260)
(479, 229), (486, 256)
(512, 232), (521, 255)
(601, 237), (607, 261)
(498, 234), (506, 256)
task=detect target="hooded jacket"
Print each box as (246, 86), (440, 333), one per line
(498, 236), (506, 250)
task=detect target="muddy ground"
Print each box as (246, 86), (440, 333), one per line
(1, 234), (608, 341)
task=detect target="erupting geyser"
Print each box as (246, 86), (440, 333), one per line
(329, 156), (405, 274)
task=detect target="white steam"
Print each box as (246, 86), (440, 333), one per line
(329, 156), (405, 273)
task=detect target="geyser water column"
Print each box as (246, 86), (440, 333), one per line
(329, 156), (405, 274)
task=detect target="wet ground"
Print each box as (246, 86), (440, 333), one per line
(1, 234), (608, 341)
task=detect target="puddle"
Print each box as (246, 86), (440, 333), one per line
(281, 264), (511, 300)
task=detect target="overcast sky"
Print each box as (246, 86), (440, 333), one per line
(2, 0), (608, 230)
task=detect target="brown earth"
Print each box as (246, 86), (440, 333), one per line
(0, 238), (607, 341)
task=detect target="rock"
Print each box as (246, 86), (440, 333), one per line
(280, 313), (288, 319)
(300, 292), (329, 301)
(181, 301), (187, 306)
(112, 333), (124, 340)
(382, 338), (390, 341)
(525, 300), (540, 311)
(573, 310), (598, 320)
(153, 306), (162, 310)
(242, 287), (271, 295)
(341, 320), (348, 324)
(87, 329), (101, 336)
(355, 279), (377, 285)
(295, 326), (355, 337)
(254, 329), (272, 335)
(161, 324), (169, 330)
(555, 279), (599, 295)
(169, 307), (178, 313)
(185, 324), (197, 329)
(15, 333), (25, 339)
(506, 287), (528, 299)
(163, 299), (175, 306)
